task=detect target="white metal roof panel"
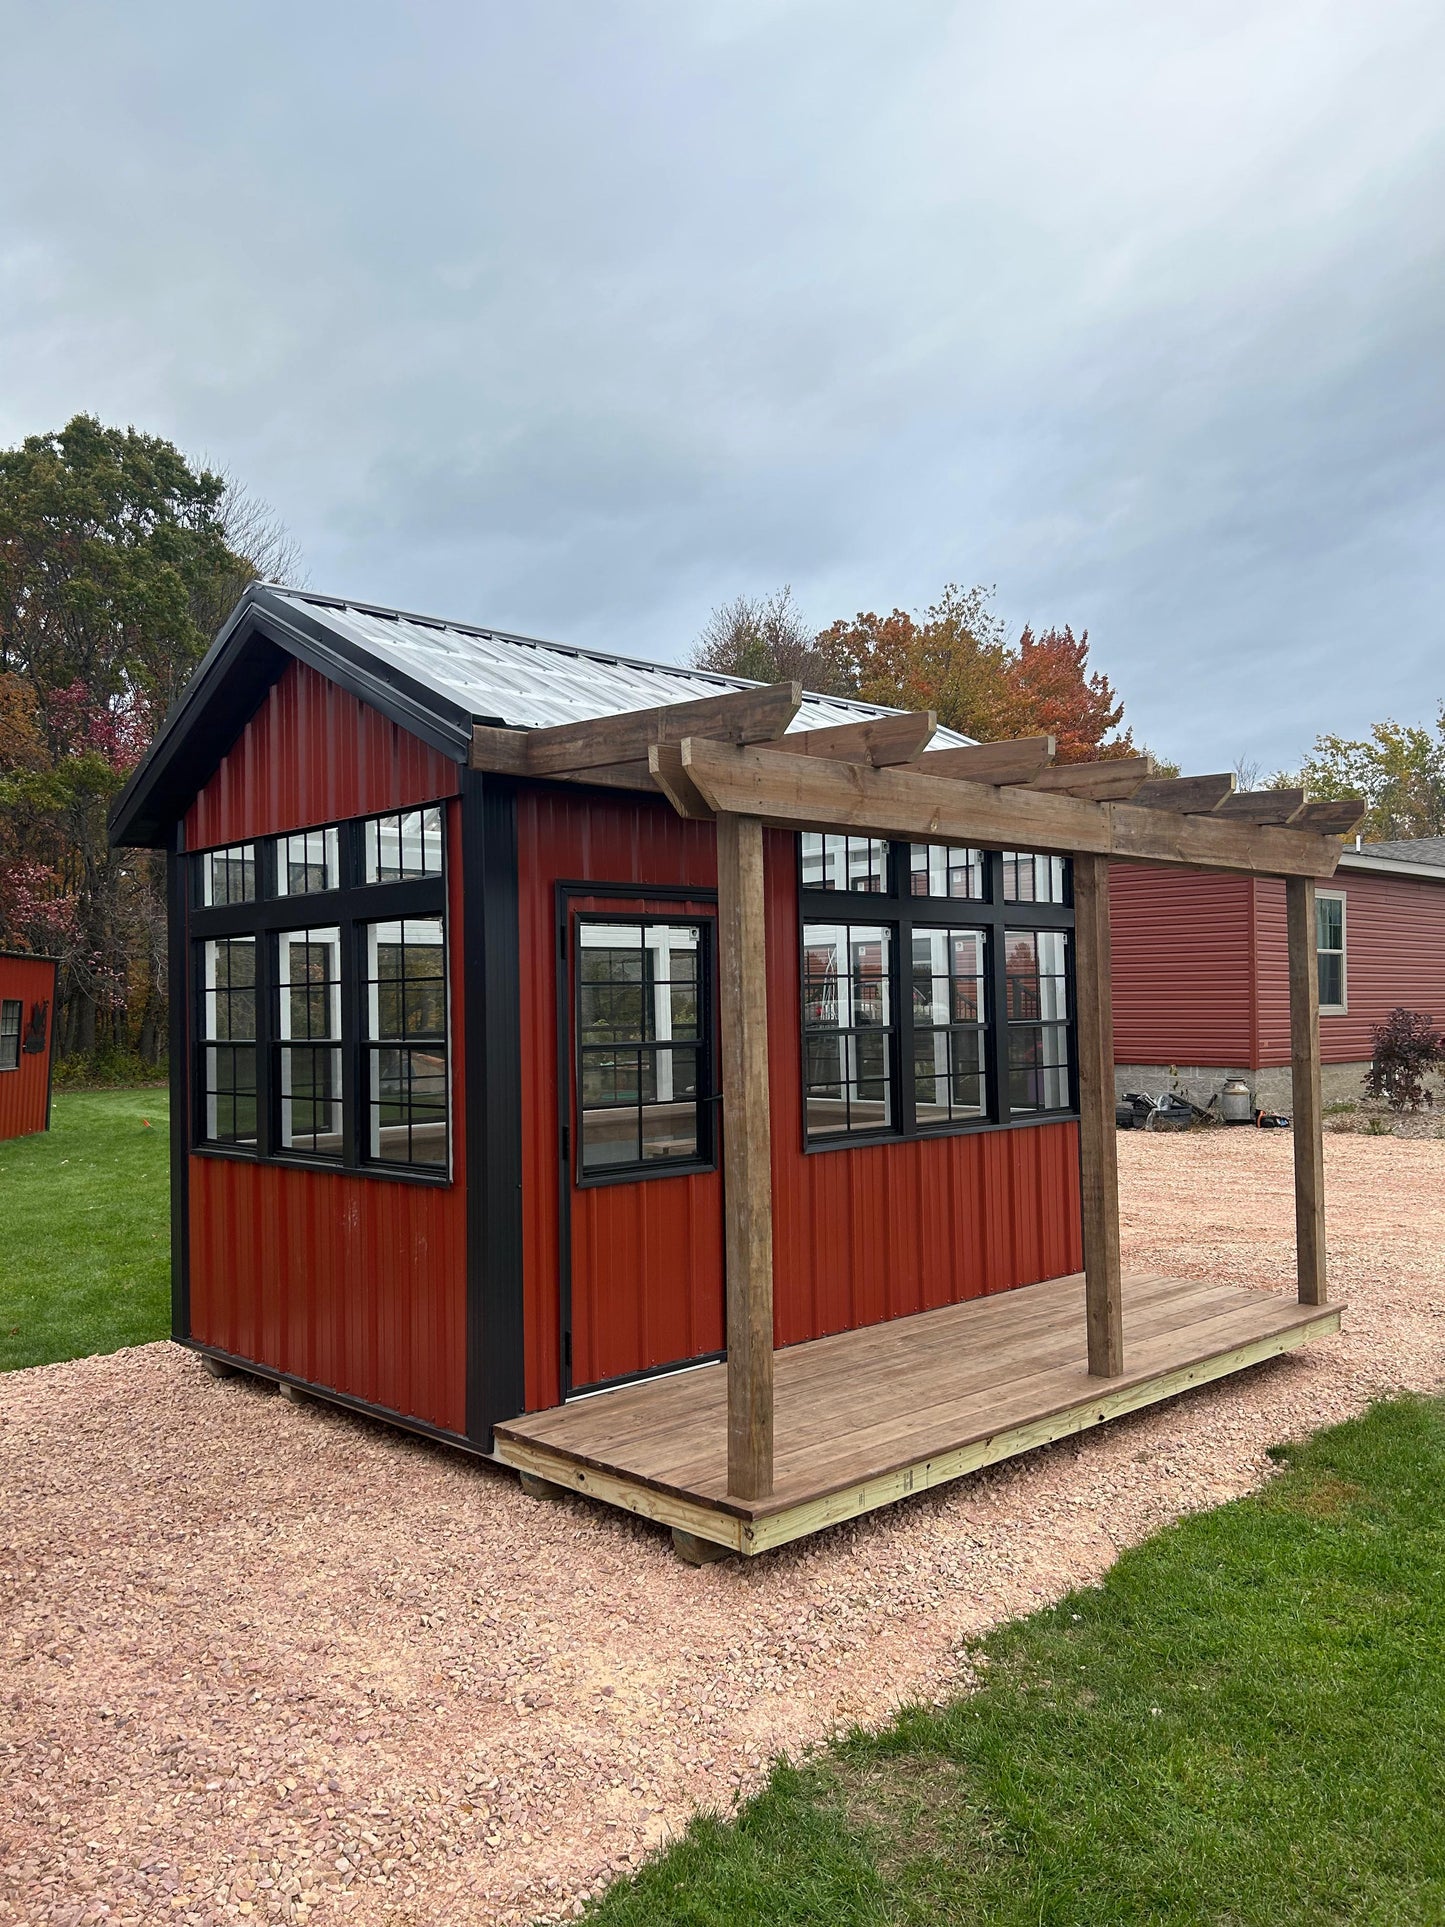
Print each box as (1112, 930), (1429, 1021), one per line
(269, 589), (974, 745)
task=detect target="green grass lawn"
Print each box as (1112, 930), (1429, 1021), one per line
(0, 1088), (171, 1372)
(587, 1396), (1445, 1925)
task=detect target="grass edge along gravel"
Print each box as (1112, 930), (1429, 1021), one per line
(0, 1086), (170, 1372)
(577, 1395), (1445, 1926)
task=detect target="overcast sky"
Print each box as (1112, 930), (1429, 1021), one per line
(3, 1), (1442, 770)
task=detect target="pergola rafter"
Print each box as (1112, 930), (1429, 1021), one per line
(472, 682), (1366, 1504)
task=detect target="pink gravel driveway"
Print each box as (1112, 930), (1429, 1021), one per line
(3, 1132), (1443, 1925)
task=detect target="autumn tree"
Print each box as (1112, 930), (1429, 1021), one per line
(0, 415), (298, 1065)
(1003, 625), (1135, 762)
(1292, 714), (1445, 841)
(690, 586), (855, 697)
(817, 584), (1017, 739)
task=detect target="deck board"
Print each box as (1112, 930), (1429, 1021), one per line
(494, 1274), (1340, 1553)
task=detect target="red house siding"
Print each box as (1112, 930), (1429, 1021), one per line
(515, 789), (1084, 1412)
(0, 954), (57, 1142)
(1109, 864), (1257, 1066)
(1254, 870), (1445, 1065)
(183, 666), (468, 1436)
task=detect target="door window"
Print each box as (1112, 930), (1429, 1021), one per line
(575, 918), (714, 1178)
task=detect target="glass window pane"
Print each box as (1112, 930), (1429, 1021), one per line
(908, 843), (985, 899)
(278, 826), (339, 896)
(362, 807), (444, 883)
(802, 920), (895, 1138)
(363, 917), (448, 1169)
(799, 833), (887, 893)
(1318, 953), (1343, 1008)
(197, 844), (257, 906)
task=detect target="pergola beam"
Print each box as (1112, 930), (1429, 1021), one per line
(469, 681), (802, 777)
(677, 738), (1349, 880)
(1028, 756), (1153, 802)
(1132, 773), (1235, 813)
(901, 736), (1056, 785)
(760, 710), (938, 766)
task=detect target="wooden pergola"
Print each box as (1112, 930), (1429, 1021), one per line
(475, 687), (1361, 1551)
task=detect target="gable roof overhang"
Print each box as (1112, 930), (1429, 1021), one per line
(109, 586), (483, 848)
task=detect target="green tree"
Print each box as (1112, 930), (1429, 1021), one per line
(0, 415), (298, 1063)
(1294, 713), (1445, 841)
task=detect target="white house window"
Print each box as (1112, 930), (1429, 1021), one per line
(1316, 891), (1346, 1013)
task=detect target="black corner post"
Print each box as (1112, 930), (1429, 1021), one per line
(166, 829), (192, 1342)
(461, 767), (526, 1448)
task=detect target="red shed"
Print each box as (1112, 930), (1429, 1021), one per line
(110, 588), (1355, 1557)
(0, 951), (58, 1142)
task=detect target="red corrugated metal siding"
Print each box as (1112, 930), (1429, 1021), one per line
(764, 831), (1081, 1345)
(516, 787), (720, 1410)
(184, 657), (460, 847)
(1108, 865), (1256, 1065)
(1253, 870), (1445, 1066)
(185, 681), (468, 1435)
(0, 955), (57, 1142)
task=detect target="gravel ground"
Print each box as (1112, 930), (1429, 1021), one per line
(4, 1132), (1443, 1927)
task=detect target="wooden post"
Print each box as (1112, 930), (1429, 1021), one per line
(1286, 876), (1327, 1305)
(715, 811), (775, 1499)
(1072, 853), (1124, 1376)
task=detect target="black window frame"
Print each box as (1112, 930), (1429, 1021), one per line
(188, 811), (450, 1185)
(0, 999), (21, 1072)
(798, 838), (1077, 1152)
(570, 910), (719, 1189)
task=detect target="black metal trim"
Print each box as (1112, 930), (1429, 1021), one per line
(166, 835), (191, 1341)
(463, 769), (525, 1448)
(181, 1339), (491, 1459)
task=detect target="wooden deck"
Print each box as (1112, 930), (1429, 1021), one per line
(493, 1273), (1341, 1555)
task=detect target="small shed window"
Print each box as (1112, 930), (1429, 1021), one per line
(200, 938), (258, 1144)
(0, 1000), (20, 1072)
(908, 842), (985, 899)
(277, 928), (343, 1155)
(911, 928), (988, 1123)
(363, 808), (444, 884)
(1316, 891), (1346, 1013)
(1005, 930), (1072, 1113)
(197, 844), (257, 906)
(574, 919), (714, 1177)
(1001, 852), (1069, 904)
(802, 924), (893, 1136)
(364, 918), (448, 1168)
(800, 833), (888, 893)
(278, 827), (340, 896)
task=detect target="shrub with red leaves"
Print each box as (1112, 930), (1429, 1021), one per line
(1364, 1007), (1443, 1113)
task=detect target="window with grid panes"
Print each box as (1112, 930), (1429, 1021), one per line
(574, 919), (713, 1177)
(365, 917), (448, 1167)
(190, 810), (450, 1178)
(797, 837), (1075, 1145)
(0, 1000), (20, 1072)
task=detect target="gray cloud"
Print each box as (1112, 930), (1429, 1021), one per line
(2, 0), (1442, 769)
